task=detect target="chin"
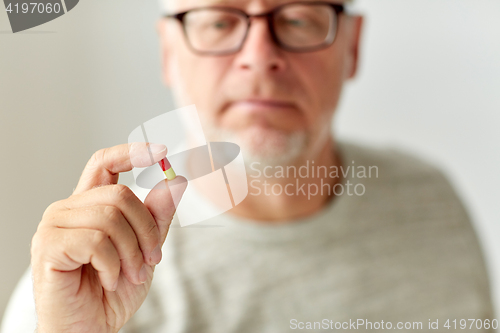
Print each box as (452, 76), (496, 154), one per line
(204, 123), (308, 167)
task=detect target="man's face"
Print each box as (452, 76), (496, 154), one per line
(158, 0), (362, 165)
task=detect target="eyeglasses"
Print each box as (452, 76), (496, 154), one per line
(164, 2), (345, 56)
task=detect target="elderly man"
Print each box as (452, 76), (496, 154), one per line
(1, 0), (495, 332)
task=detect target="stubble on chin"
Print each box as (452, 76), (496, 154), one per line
(202, 120), (308, 169)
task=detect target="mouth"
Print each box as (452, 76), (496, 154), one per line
(228, 99), (297, 113)
(218, 97), (304, 132)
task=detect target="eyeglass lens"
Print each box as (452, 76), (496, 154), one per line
(182, 3), (338, 54)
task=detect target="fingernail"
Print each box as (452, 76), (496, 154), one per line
(139, 264), (148, 284)
(151, 244), (162, 265)
(149, 144), (167, 155)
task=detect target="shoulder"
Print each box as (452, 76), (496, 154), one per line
(338, 139), (447, 181)
(337, 139), (463, 204)
(335, 139), (482, 238)
(336, 140), (494, 318)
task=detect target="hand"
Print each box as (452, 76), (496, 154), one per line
(31, 143), (187, 333)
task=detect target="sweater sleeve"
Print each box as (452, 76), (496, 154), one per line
(0, 267), (37, 333)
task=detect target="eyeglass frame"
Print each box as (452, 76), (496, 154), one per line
(163, 1), (345, 56)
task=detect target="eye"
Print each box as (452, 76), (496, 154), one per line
(207, 15), (240, 30)
(286, 18), (307, 27)
(213, 20), (230, 29)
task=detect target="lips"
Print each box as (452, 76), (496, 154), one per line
(229, 99), (297, 112)
(220, 97), (305, 132)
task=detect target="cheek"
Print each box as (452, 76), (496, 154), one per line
(316, 55), (344, 99)
(293, 52), (345, 119)
(176, 54), (229, 107)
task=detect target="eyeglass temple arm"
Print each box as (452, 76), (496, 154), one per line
(163, 12), (187, 22)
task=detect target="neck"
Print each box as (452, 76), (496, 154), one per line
(227, 137), (341, 223)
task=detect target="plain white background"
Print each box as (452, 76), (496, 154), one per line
(1, 0), (499, 323)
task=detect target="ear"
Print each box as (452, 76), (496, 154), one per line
(345, 15), (364, 80)
(157, 19), (173, 87)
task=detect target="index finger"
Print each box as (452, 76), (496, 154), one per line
(73, 142), (168, 195)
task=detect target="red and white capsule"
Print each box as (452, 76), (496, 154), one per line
(159, 157), (176, 181)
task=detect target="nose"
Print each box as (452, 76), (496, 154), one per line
(234, 16), (287, 73)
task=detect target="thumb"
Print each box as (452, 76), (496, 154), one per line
(144, 176), (188, 244)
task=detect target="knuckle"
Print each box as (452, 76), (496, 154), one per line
(111, 184), (133, 202)
(30, 232), (43, 258)
(90, 147), (118, 174)
(128, 246), (144, 265)
(41, 201), (63, 220)
(30, 229), (51, 263)
(145, 221), (160, 242)
(119, 242), (143, 265)
(102, 205), (122, 224)
(91, 148), (106, 166)
(91, 230), (109, 250)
